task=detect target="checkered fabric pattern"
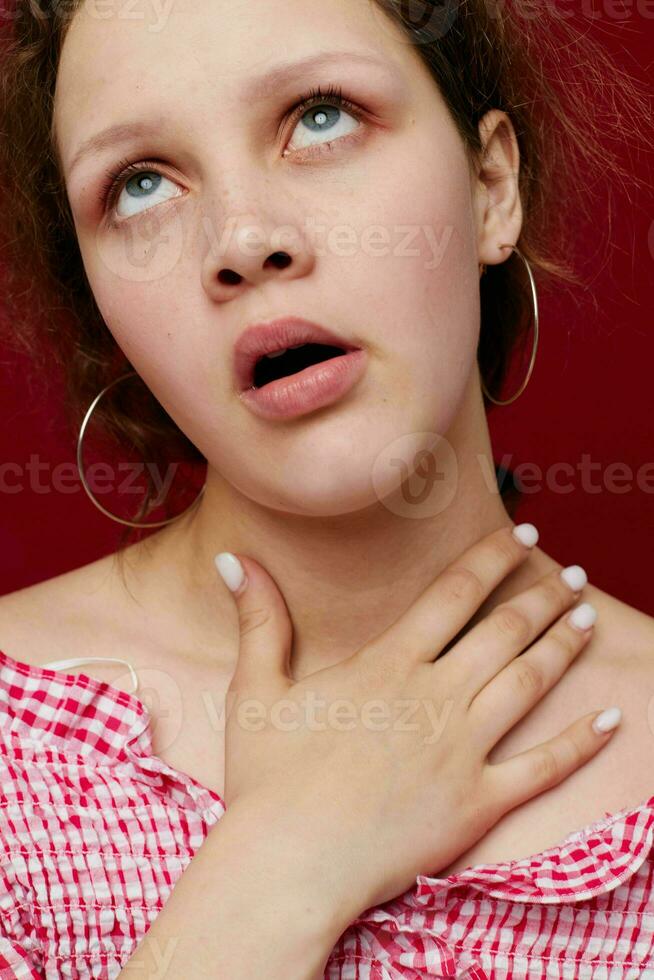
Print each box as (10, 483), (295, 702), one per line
(1, 648), (653, 979)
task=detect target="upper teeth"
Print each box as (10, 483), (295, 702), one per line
(264, 344), (306, 359)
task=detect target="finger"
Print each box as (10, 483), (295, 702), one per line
(369, 524), (538, 667)
(452, 564), (587, 703)
(214, 552), (293, 696)
(486, 707), (622, 815)
(468, 600), (597, 749)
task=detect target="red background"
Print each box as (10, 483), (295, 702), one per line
(1, 9), (653, 614)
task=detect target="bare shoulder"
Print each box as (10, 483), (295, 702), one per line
(507, 577), (654, 806)
(583, 580), (654, 665)
(511, 578), (654, 748)
(441, 580), (654, 875)
(0, 546), (233, 796)
(576, 582), (654, 741)
(0, 548), (150, 691)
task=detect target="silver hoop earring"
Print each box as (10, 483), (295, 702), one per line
(480, 243), (540, 407)
(76, 370), (206, 528)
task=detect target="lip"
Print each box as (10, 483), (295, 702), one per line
(233, 316), (361, 393)
(239, 347), (368, 421)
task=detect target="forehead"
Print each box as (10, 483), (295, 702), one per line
(53, 0), (414, 170)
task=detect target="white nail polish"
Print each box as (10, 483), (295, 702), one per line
(560, 565), (588, 592)
(592, 706), (622, 734)
(569, 602), (597, 631)
(214, 552), (245, 593)
(512, 523), (539, 548)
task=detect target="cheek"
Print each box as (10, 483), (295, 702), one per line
(347, 140), (481, 435)
(73, 202), (206, 396)
(81, 204), (189, 290)
(81, 269), (213, 434)
(73, 115), (481, 515)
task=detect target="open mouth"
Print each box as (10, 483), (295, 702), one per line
(252, 342), (348, 389)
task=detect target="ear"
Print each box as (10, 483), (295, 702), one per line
(473, 109), (523, 269)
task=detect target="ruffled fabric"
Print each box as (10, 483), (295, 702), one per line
(0, 648), (224, 816)
(2, 647), (654, 979)
(329, 903), (491, 978)
(0, 648), (225, 979)
(328, 795), (654, 978)
(413, 796), (654, 906)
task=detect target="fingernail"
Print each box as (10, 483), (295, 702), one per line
(512, 523), (539, 548)
(560, 565), (588, 593)
(592, 706), (622, 734)
(214, 553), (246, 593)
(568, 602), (598, 631)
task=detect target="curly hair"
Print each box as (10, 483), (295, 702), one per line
(0, 0), (651, 559)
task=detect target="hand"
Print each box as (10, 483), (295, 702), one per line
(215, 526), (615, 919)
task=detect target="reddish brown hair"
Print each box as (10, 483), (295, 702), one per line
(0, 0), (651, 553)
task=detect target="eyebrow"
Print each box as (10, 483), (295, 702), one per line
(64, 118), (169, 178)
(63, 50), (399, 178)
(243, 50), (396, 100)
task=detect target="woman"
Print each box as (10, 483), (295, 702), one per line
(0, 0), (652, 976)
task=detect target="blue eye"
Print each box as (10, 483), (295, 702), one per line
(125, 171), (161, 198)
(100, 162), (183, 219)
(287, 100), (360, 154)
(99, 84), (364, 221)
(284, 83), (362, 156)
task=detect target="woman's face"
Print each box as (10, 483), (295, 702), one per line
(53, 0), (506, 517)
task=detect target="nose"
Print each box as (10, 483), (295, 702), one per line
(201, 212), (315, 301)
(220, 250), (292, 284)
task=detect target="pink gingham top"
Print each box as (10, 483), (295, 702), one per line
(1, 648), (654, 979)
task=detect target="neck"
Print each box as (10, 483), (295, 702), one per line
(122, 376), (563, 681)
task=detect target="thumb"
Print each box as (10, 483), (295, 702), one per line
(214, 552), (293, 693)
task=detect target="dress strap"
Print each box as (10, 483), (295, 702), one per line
(40, 657), (140, 696)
